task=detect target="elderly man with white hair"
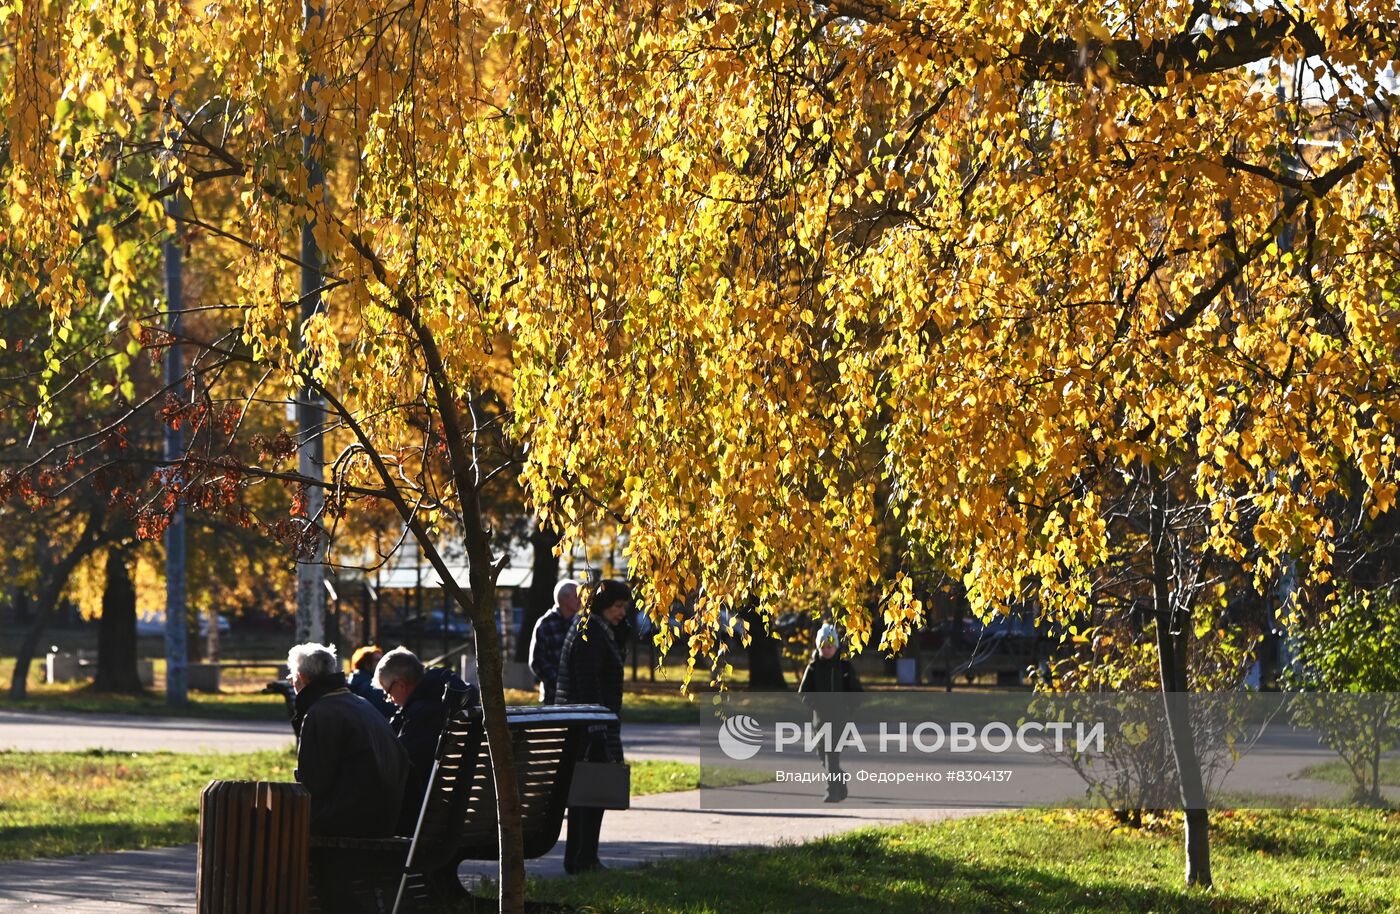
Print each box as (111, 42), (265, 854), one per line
(528, 578), (581, 703)
(286, 642), (410, 838)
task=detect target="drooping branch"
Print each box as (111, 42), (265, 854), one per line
(828, 3), (1397, 89)
(1016, 11), (1320, 87)
(1153, 155), (1364, 338)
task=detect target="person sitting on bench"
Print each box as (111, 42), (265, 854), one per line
(373, 646), (479, 828)
(347, 644), (397, 719)
(287, 642), (410, 837)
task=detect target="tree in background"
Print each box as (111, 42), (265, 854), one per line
(2, 6), (553, 908)
(1284, 586), (1400, 807)
(0, 273), (147, 698)
(90, 545), (142, 692)
(0, 497), (106, 699)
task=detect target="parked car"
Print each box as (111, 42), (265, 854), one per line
(202, 614), (232, 637)
(416, 610), (471, 638)
(135, 613), (230, 637)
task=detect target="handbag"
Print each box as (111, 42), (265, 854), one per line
(566, 761), (631, 810)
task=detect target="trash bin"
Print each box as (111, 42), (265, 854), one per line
(895, 657), (919, 685)
(45, 649), (92, 684)
(197, 780), (310, 914)
(188, 663), (223, 693)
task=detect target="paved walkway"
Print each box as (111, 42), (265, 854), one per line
(0, 710), (293, 754)
(0, 710), (703, 761)
(0, 790), (990, 912)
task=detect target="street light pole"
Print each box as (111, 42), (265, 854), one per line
(163, 184), (188, 706)
(295, 0), (327, 645)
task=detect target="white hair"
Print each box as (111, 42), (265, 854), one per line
(553, 579), (580, 606)
(374, 646), (425, 694)
(287, 642), (338, 680)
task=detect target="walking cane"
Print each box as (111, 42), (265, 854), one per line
(393, 680), (475, 914)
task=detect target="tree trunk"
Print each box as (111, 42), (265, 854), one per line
(12, 589), (31, 623)
(206, 608), (222, 663)
(1149, 466), (1212, 888)
(8, 514), (104, 700)
(742, 605), (788, 690)
(514, 520), (561, 662)
(343, 302), (528, 913)
(10, 586), (61, 701)
(92, 548), (146, 694)
(461, 581), (526, 914)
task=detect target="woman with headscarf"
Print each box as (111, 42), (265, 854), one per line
(554, 579), (632, 873)
(798, 623), (863, 802)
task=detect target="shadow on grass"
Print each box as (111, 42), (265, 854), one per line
(619, 706), (702, 725)
(1212, 808), (1400, 861)
(529, 816), (1398, 914)
(0, 821), (197, 862)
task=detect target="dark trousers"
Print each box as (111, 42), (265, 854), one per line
(823, 751), (847, 801)
(564, 806), (605, 872)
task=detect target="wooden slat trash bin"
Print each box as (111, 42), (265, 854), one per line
(197, 780), (311, 914)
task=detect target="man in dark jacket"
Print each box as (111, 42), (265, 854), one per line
(287, 642), (410, 837)
(374, 646), (477, 830)
(529, 579), (581, 703)
(554, 579), (632, 874)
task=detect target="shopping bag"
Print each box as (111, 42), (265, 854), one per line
(566, 761), (631, 809)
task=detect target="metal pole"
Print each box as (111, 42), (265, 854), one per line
(163, 188), (188, 706)
(415, 543), (423, 655)
(1270, 69), (1301, 687)
(441, 578), (450, 658)
(373, 530), (382, 644)
(295, 0), (327, 645)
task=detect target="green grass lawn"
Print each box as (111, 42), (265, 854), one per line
(0, 748), (297, 860)
(4, 746), (1395, 913)
(1296, 757), (1400, 789)
(0, 655), (294, 720)
(0, 687), (296, 720)
(0, 750), (708, 861)
(530, 808), (1400, 914)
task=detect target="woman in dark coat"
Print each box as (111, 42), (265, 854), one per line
(798, 623), (862, 802)
(554, 579), (632, 874)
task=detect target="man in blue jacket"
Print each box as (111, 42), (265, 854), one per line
(374, 646), (477, 829)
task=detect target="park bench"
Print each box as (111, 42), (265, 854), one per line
(306, 703), (619, 914)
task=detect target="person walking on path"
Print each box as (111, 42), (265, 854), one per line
(798, 623), (863, 803)
(554, 579), (632, 874)
(529, 579), (581, 703)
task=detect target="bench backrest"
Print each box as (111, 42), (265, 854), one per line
(407, 704), (617, 871)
